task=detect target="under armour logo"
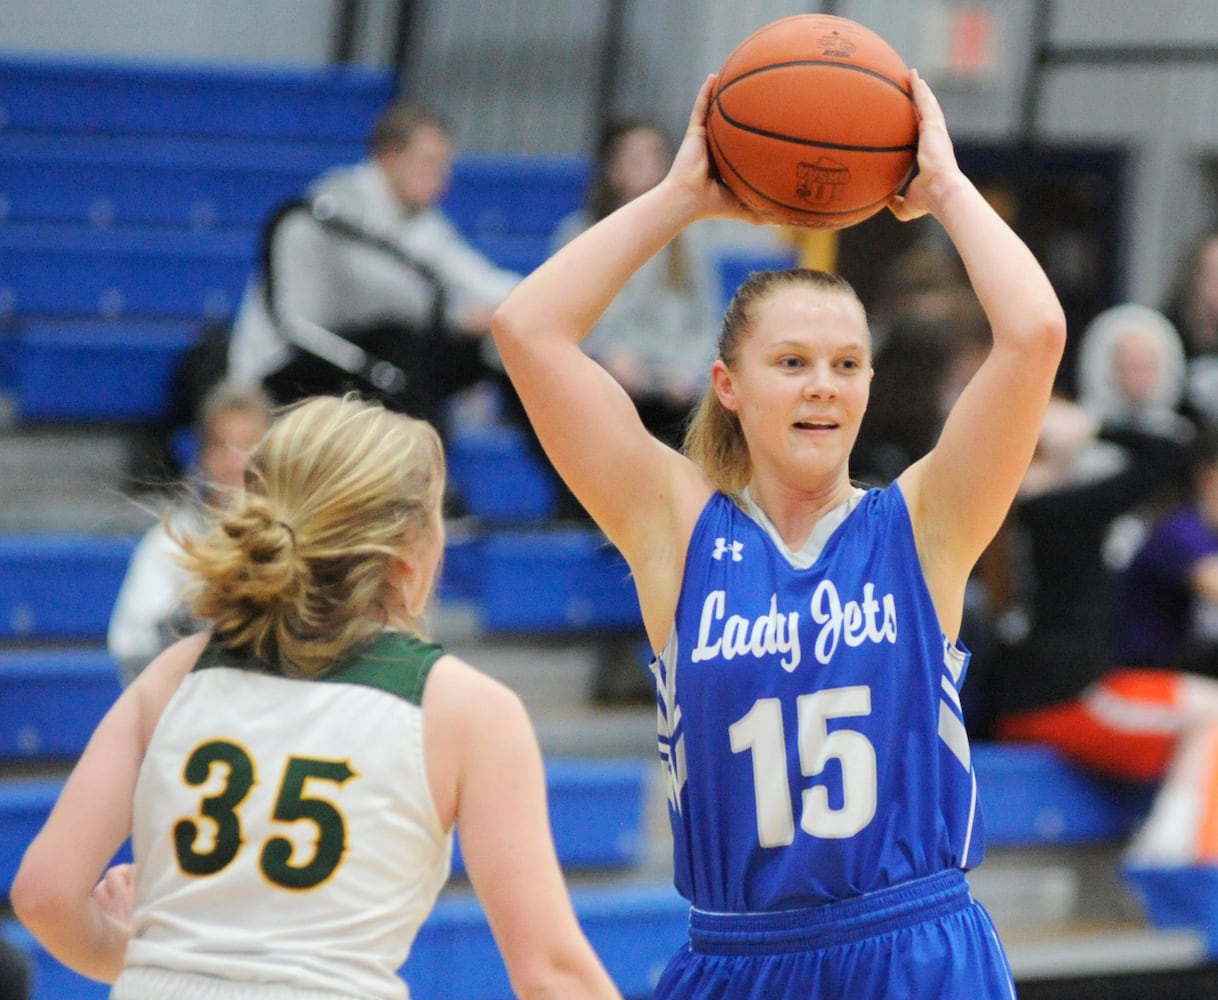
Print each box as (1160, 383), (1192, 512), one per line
(712, 538), (744, 562)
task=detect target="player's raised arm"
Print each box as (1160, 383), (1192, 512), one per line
(491, 77), (754, 560)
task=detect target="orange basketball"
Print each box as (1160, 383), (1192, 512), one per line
(707, 14), (918, 230)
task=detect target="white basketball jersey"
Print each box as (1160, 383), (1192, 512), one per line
(118, 632), (452, 999)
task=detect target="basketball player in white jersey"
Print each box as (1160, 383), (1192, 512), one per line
(13, 394), (622, 1000)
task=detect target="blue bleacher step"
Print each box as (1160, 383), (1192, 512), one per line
(446, 424), (557, 525)
(450, 758), (651, 876)
(403, 881), (686, 1000)
(15, 320), (198, 422)
(0, 649), (122, 761)
(478, 527), (643, 633)
(0, 223), (254, 320)
(716, 247), (800, 311)
(0, 132), (354, 230)
(0, 53), (395, 143)
(0, 534), (135, 639)
(442, 155), (589, 239)
(1124, 864), (1218, 957)
(973, 742), (1154, 847)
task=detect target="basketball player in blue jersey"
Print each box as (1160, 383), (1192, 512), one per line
(13, 395), (622, 1000)
(492, 70), (1065, 998)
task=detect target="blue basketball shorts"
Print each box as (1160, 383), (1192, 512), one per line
(653, 869), (1016, 1000)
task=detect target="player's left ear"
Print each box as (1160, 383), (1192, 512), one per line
(711, 359), (739, 412)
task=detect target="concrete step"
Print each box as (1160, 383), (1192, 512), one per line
(972, 843), (1146, 933)
(1007, 926), (1207, 983)
(0, 424), (162, 534)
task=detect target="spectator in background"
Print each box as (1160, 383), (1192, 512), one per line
(223, 103), (520, 439)
(988, 404), (1218, 914)
(985, 395), (1190, 734)
(1076, 303), (1193, 437)
(549, 117), (719, 450)
(1114, 427), (1218, 678)
(108, 381), (272, 685)
(865, 240), (974, 352)
(852, 249), (996, 716)
(1075, 302), (1197, 569)
(1163, 230), (1218, 424)
(851, 289), (990, 488)
(982, 303), (1196, 736)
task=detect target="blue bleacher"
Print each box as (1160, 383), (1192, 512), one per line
(478, 528), (644, 633)
(446, 424), (557, 524)
(451, 758), (651, 874)
(0, 52), (395, 143)
(402, 883), (687, 1000)
(0, 133), (345, 230)
(0, 534), (135, 639)
(715, 246), (800, 311)
(974, 742), (1153, 847)
(443, 154), (589, 239)
(0, 649), (122, 760)
(0, 223), (254, 320)
(16, 320), (197, 421)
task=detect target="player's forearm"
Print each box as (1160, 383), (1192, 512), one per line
(13, 889), (127, 983)
(509, 946), (623, 1000)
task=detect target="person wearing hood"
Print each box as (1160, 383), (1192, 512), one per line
(1070, 303), (1197, 572)
(1075, 302), (1196, 440)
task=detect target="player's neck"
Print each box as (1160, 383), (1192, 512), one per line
(744, 476), (855, 550)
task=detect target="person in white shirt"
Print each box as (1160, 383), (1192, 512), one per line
(16, 394), (622, 1000)
(226, 104), (519, 433)
(108, 381), (272, 684)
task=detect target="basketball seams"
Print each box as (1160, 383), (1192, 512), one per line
(706, 119), (904, 226)
(711, 106), (916, 155)
(716, 60), (911, 100)
(719, 14), (906, 78)
(711, 65), (916, 153)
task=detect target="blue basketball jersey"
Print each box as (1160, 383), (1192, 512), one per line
(655, 484), (983, 913)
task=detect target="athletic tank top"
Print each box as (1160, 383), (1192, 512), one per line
(655, 485), (982, 913)
(122, 631), (451, 999)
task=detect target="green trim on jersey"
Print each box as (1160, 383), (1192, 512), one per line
(195, 631), (444, 707)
